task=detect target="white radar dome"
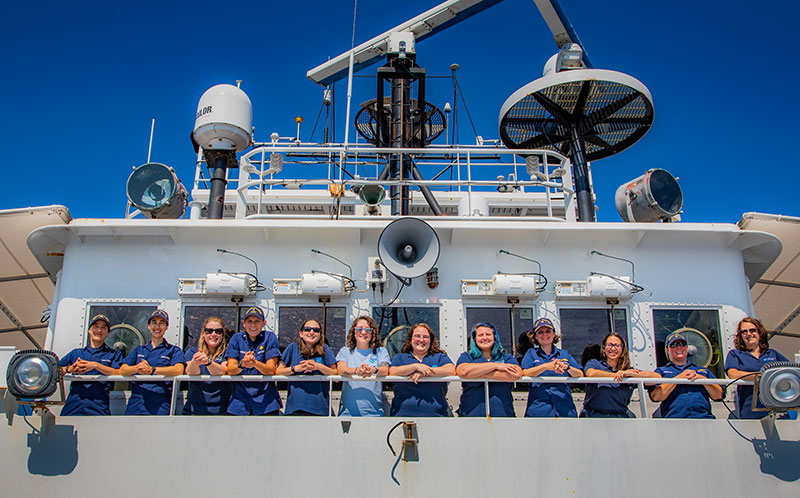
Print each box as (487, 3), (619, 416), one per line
(193, 84), (253, 152)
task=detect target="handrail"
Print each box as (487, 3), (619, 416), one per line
(63, 375), (744, 419)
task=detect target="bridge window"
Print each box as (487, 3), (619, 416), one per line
(371, 306), (440, 359)
(652, 308), (722, 378)
(558, 308), (628, 367)
(182, 305), (240, 350)
(464, 307), (534, 359)
(88, 305), (158, 358)
(277, 306), (348, 353)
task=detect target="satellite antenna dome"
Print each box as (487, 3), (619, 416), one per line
(192, 84), (253, 152)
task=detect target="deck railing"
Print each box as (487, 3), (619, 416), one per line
(62, 374), (745, 419)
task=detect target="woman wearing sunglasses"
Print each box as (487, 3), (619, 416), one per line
(725, 317), (788, 419)
(277, 318), (338, 415)
(183, 316), (231, 415)
(336, 315), (390, 416)
(582, 332), (659, 417)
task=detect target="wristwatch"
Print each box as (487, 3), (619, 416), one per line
(291, 365), (297, 374)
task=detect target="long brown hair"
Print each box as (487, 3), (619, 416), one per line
(733, 317), (769, 352)
(600, 332), (631, 371)
(297, 319), (326, 359)
(346, 315), (382, 353)
(400, 323), (445, 356)
(198, 316), (228, 361)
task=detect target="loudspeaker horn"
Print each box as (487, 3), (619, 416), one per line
(377, 218), (440, 280)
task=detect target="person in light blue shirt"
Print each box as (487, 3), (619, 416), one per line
(389, 323), (455, 417)
(520, 317), (583, 417)
(224, 306), (282, 415)
(183, 316), (231, 415)
(649, 331), (722, 418)
(277, 318), (338, 415)
(59, 314), (122, 415)
(456, 322), (521, 417)
(336, 315), (390, 416)
(119, 309), (185, 415)
(725, 317), (788, 419)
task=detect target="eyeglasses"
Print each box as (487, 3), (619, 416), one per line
(204, 328), (224, 335)
(740, 328), (759, 335)
(303, 326), (321, 333)
(355, 327), (373, 333)
(605, 343), (623, 350)
(668, 340), (687, 348)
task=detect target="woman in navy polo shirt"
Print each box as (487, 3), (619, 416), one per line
(725, 317), (788, 419)
(225, 306), (282, 415)
(277, 318), (338, 415)
(59, 314), (122, 415)
(119, 310), (185, 415)
(456, 322), (521, 417)
(521, 317), (583, 417)
(582, 332), (658, 417)
(183, 316), (231, 415)
(389, 323), (455, 417)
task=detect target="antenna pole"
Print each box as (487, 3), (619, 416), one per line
(147, 117), (155, 163)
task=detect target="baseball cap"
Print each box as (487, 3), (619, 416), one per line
(148, 309), (170, 324)
(89, 314), (110, 328)
(665, 331), (687, 347)
(243, 306), (265, 321)
(533, 317), (555, 332)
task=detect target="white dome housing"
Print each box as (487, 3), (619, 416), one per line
(192, 84), (253, 152)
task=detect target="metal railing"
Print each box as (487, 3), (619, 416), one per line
(62, 374), (744, 419)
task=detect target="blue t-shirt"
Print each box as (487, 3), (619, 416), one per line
(456, 352), (518, 417)
(224, 330), (282, 415)
(521, 346), (581, 417)
(59, 344), (122, 416)
(725, 348), (788, 419)
(651, 362), (716, 419)
(182, 346), (231, 415)
(122, 340), (185, 415)
(336, 346), (391, 417)
(582, 358), (634, 417)
(390, 352), (453, 417)
(281, 342), (338, 416)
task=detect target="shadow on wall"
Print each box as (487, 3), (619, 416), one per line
(752, 436), (800, 482)
(27, 421), (78, 476)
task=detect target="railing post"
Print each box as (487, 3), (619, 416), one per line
(484, 379), (491, 418)
(329, 377), (333, 417)
(170, 377), (179, 416)
(636, 380), (648, 418)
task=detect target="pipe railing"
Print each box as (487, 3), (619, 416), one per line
(62, 375), (745, 419)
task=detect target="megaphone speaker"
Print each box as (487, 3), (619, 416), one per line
(378, 218), (440, 280)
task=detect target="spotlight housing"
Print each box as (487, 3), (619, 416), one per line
(6, 350), (61, 399)
(755, 362), (800, 411)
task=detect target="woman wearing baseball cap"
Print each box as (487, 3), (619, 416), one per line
(58, 314), (122, 415)
(119, 309), (185, 415)
(520, 317), (583, 417)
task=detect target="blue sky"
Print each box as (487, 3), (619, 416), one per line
(1, 0), (798, 222)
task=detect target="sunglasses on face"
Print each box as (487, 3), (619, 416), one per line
(355, 327), (373, 333)
(204, 328), (224, 335)
(740, 328), (759, 335)
(303, 326), (321, 333)
(668, 340), (687, 348)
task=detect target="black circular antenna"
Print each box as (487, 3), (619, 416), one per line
(499, 69), (653, 159)
(355, 97), (445, 147)
(499, 69), (654, 221)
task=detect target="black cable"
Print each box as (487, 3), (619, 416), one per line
(308, 98), (326, 142)
(589, 272), (645, 293)
(455, 79), (479, 142)
(386, 420), (404, 456)
(719, 372), (758, 420)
